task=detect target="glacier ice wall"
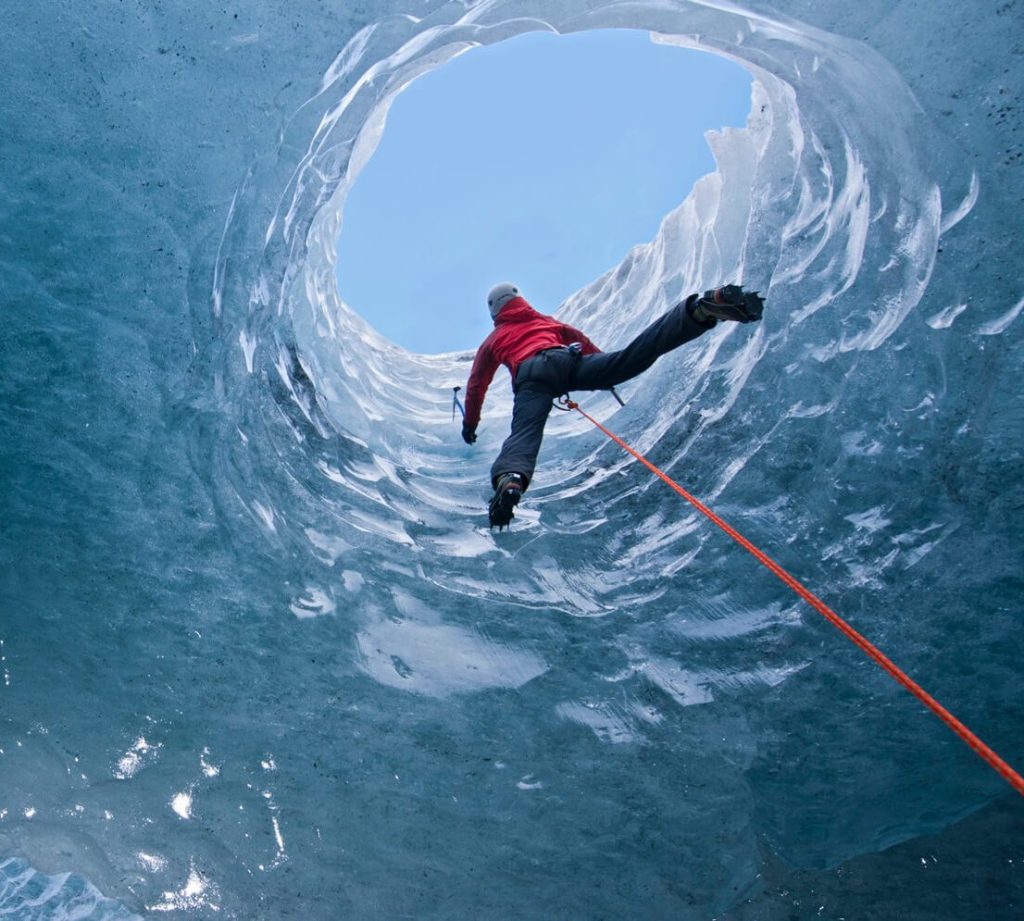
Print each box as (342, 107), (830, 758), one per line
(1, 1), (1021, 918)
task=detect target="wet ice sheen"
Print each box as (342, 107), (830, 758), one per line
(1, 0), (1021, 919)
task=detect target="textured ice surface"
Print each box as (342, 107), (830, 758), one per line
(1, 1), (1022, 918)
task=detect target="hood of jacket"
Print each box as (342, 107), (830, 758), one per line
(493, 297), (542, 326)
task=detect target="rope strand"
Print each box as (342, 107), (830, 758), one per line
(565, 398), (1024, 797)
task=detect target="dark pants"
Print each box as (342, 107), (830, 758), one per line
(490, 297), (712, 489)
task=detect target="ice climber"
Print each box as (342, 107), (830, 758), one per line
(461, 282), (765, 528)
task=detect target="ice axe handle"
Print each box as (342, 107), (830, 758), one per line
(452, 386), (466, 421)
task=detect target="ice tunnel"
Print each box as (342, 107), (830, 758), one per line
(1, 1), (1021, 918)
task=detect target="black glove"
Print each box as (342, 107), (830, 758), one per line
(694, 285), (765, 323)
(461, 425), (477, 445)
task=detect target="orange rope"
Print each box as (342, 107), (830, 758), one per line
(566, 399), (1024, 796)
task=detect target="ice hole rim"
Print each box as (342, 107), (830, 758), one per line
(237, 4), (777, 375)
(213, 0), (932, 468)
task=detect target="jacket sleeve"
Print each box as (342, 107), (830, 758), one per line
(463, 341), (498, 430)
(558, 322), (601, 355)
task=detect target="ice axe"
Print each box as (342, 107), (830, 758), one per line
(452, 386), (466, 421)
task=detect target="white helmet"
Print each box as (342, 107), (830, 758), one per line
(487, 282), (520, 319)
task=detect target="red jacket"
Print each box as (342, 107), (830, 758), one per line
(463, 297), (600, 429)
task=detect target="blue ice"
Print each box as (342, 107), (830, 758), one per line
(1, 1), (1021, 918)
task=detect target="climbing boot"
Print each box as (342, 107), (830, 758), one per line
(489, 473), (525, 530)
(693, 285), (765, 323)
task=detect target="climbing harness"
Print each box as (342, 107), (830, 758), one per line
(558, 396), (1024, 797)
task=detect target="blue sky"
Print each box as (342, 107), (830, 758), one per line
(336, 29), (751, 353)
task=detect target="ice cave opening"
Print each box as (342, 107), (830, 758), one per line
(333, 28), (753, 354)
